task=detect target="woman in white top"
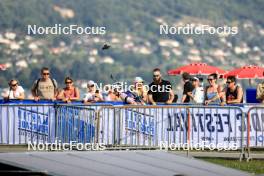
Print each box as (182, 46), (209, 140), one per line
(2, 79), (25, 100)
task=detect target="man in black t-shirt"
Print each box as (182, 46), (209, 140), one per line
(148, 68), (174, 105)
(181, 72), (194, 103)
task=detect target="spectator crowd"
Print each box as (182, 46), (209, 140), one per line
(2, 67), (263, 105)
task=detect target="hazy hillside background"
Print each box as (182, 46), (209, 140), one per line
(0, 0), (264, 93)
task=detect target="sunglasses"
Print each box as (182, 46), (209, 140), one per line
(65, 81), (72, 84)
(42, 73), (50, 75)
(153, 75), (160, 77)
(226, 81), (232, 84)
(88, 84), (95, 87)
(207, 78), (214, 81)
(11, 83), (18, 87)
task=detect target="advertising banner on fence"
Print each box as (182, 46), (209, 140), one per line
(56, 106), (96, 143)
(1, 102), (263, 148)
(247, 107), (264, 147)
(0, 105), (55, 144)
(98, 106), (255, 149)
(189, 107), (244, 149)
(0, 104), (97, 144)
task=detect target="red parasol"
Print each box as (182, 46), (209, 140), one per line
(167, 63), (226, 75)
(223, 65), (264, 79)
(0, 64), (6, 71)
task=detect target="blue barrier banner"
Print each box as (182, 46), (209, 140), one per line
(246, 107), (264, 147)
(0, 101), (98, 144)
(98, 106), (246, 149)
(98, 107), (188, 146)
(0, 105), (55, 144)
(55, 106), (96, 143)
(0, 100), (263, 148)
(189, 107), (243, 148)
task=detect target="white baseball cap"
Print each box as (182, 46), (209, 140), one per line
(87, 80), (95, 86)
(134, 77), (144, 83)
(192, 77), (199, 81)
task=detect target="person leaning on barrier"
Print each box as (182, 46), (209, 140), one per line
(204, 73), (225, 105)
(111, 82), (141, 105)
(131, 77), (148, 104)
(31, 67), (58, 101)
(102, 84), (116, 101)
(2, 79), (25, 100)
(189, 77), (204, 104)
(83, 80), (103, 104)
(148, 68), (174, 105)
(221, 76), (243, 105)
(256, 81), (264, 103)
(57, 77), (80, 103)
(181, 72), (194, 103)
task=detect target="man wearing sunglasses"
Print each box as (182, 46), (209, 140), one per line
(148, 68), (174, 105)
(31, 67), (58, 101)
(223, 76), (243, 104)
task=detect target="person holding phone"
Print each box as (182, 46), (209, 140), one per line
(83, 80), (103, 103)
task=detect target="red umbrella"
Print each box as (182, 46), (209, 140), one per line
(168, 63), (226, 75)
(0, 64), (6, 71)
(223, 65), (264, 79)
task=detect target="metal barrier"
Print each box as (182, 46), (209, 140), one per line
(0, 103), (105, 145)
(97, 105), (188, 149)
(97, 105), (245, 155)
(0, 104), (54, 144)
(188, 106), (246, 160)
(0, 102), (248, 158)
(55, 104), (97, 144)
(246, 106), (264, 160)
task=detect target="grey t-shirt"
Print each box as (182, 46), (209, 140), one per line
(32, 78), (57, 99)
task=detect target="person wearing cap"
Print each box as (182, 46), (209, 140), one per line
(83, 80), (103, 103)
(181, 72), (194, 103)
(148, 68), (174, 105)
(132, 77), (148, 104)
(189, 77), (204, 104)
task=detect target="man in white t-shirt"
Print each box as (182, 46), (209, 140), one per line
(189, 77), (204, 104)
(2, 79), (25, 100)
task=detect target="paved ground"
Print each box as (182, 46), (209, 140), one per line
(0, 150), (252, 176)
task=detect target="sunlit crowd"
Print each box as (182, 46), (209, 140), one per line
(2, 67), (263, 105)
